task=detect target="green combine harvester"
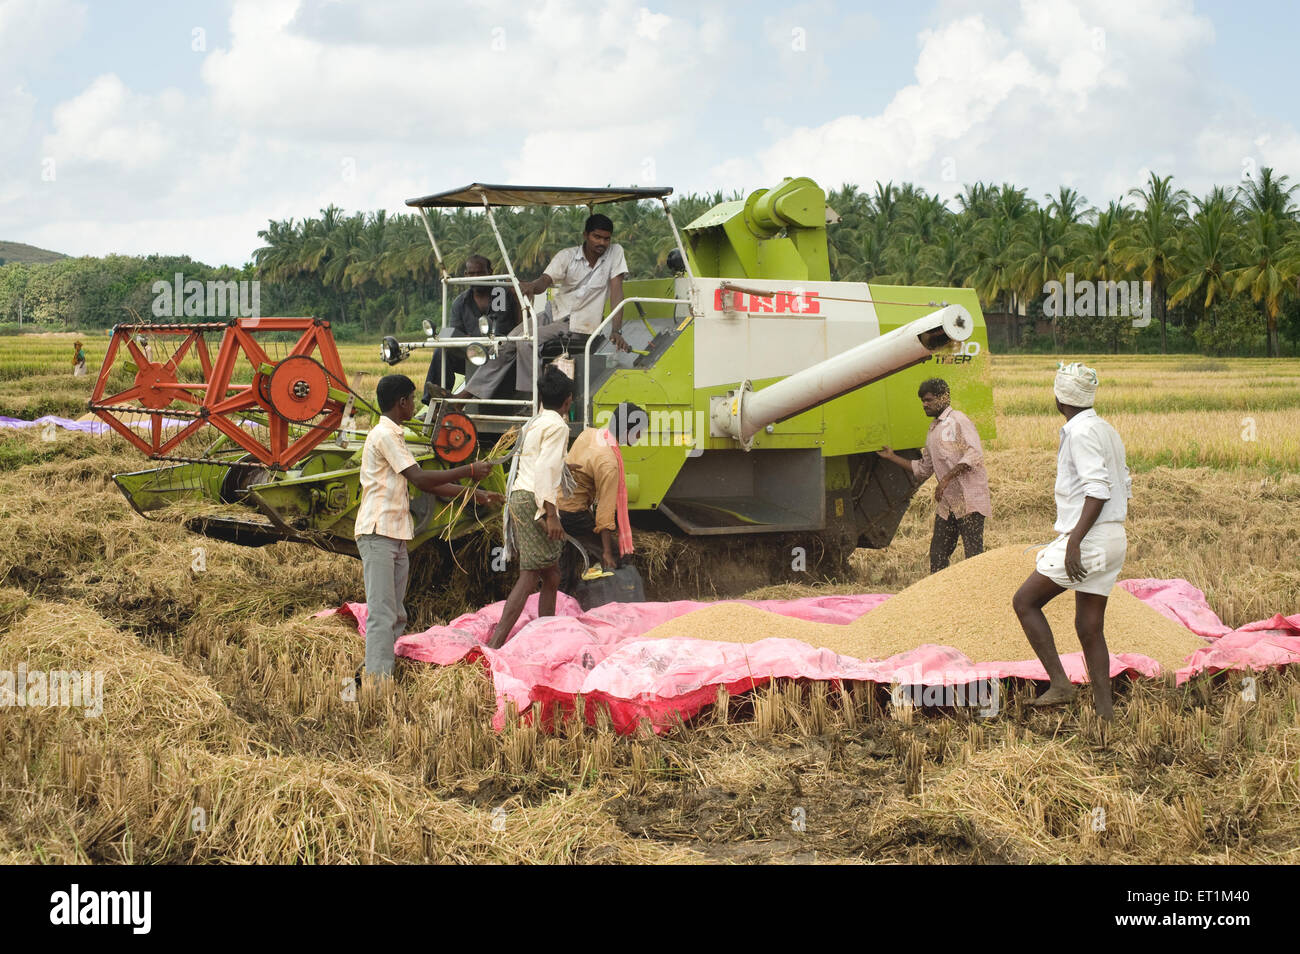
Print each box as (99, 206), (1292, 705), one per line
(99, 177), (993, 597)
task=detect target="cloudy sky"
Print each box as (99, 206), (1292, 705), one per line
(3, 0), (1298, 265)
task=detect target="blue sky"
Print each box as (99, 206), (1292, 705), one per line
(3, 0), (1299, 265)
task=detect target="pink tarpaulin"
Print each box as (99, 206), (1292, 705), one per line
(1116, 578), (1234, 639)
(1175, 613), (1300, 685)
(324, 578), (1297, 733)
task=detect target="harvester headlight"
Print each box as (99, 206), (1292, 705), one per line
(380, 336), (404, 365)
(478, 316), (491, 335)
(421, 319), (435, 338)
(466, 343), (489, 367)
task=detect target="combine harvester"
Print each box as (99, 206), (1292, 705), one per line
(90, 177), (993, 598)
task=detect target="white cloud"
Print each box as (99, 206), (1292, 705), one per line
(0, 0), (86, 69)
(710, 0), (1291, 211)
(43, 74), (186, 172)
(635, 7), (671, 40)
(197, 0), (701, 142)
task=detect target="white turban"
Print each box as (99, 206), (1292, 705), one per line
(1054, 361), (1098, 407)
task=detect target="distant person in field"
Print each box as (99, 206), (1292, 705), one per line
(488, 367), (574, 649)
(355, 374), (501, 679)
(72, 341), (86, 377)
(879, 377), (991, 573)
(463, 213), (632, 403)
(1012, 361), (1132, 721)
(424, 255), (521, 398)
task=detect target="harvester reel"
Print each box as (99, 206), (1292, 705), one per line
(433, 411), (478, 464)
(89, 317), (349, 470)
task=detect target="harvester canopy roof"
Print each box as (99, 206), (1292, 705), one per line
(405, 184), (673, 209)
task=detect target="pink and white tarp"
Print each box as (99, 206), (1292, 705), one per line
(324, 579), (1300, 734)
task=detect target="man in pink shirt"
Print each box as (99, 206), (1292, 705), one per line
(879, 377), (991, 573)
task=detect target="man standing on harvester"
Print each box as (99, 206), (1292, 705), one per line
(1012, 362), (1132, 721)
(879, 377), (991, 573)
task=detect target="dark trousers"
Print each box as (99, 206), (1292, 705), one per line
(558, 509), (597, 593)
(929, 512), (985, 573)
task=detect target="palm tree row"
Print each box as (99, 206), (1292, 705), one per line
(253, 170), (1300, 355)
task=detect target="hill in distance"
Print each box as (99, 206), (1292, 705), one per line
(0, 241), (67, 264)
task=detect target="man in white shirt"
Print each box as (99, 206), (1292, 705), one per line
(1012, 362), (1132, 721)
(356, 374), (500, 678)
(487, 366), (575, 649)
(464, 214), (631, 401)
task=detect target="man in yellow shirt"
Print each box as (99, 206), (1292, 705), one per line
(356, 374), (500, 678)
(557, 402), (644, 589)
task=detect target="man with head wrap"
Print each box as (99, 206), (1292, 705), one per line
(1012, 362), (1132, 720)
(556, 401), (644, 591)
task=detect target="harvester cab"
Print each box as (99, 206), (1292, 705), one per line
(393, 182), (689, 442)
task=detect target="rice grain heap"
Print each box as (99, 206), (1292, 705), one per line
(641, 545), (1210, 671)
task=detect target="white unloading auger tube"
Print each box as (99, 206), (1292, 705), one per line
(709, 304), (973, 450)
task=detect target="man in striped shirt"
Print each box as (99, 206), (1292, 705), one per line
(879, 377), (991, 573)
(356, 374), (500, 679)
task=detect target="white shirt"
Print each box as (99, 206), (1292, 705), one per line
(542, 243), (629, 335)
(355, 415), (418, 540)
(512, 408), (570, 520)
(1054, 408), (1131, 534)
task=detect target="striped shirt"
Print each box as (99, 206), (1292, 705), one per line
(911, 406), (992, 519)
(355, 415), (418, 540)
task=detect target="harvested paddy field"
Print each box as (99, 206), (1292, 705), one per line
(1, 345), (1298, 864)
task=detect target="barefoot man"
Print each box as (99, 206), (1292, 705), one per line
(1012, 362), (1132, 720)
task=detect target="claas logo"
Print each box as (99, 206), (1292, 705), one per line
(714, 288), (821, 314)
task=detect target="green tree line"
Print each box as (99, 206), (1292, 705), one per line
(5, 171), (1300, 355)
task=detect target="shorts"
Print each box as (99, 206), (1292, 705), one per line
(508, 489), (563, 570)
(1035, 523), (1127, 596)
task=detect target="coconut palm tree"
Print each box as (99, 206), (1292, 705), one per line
(838, 229), (884, 283)
(967, 217), (1021, 346)
(1114, 173), (1189, 352)
(878, 234), (925, 285)
(1047, 186), (1090, 227)
(1228, 210), (1300, 356)
(1238, 167), (1298, 220)
(919, 219), (971, 288)
(1011, 206), (1070, 348)
(1168, 199), (1240, 322)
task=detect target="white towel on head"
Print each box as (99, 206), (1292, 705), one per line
(1054, 361), (1098, 407)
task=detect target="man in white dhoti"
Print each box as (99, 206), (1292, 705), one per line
(1012, 361), (1132, 721)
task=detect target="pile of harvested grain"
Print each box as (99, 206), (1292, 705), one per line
(641, 545), (1210, 670)
(640, 602), (841, 648)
